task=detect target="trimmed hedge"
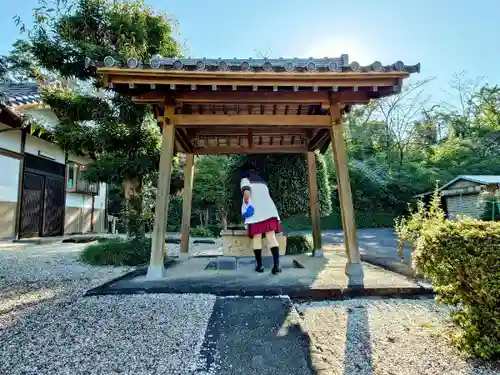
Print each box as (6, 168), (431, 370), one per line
(286, 235), (313, 255)
(414, 219), (500, 360)
(81, 238), (151, 266)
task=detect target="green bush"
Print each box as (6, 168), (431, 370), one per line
(189, 225), (214, 237)
(281, 211), (396, 231)
(81, 238), (151, 266)
(414, 219), (500, 360)
(480, 196), (500, 222)
(394, 189), (445, 258)
(286, 235), (313, 255)
(206, 225), (222, 237)
(226, 153), (332, 223)
(167, 195), (183, 228)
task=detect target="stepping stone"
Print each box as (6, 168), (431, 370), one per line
(217, 256), (237, 270)
(193, 239), (216, 244)
(165, 238), (181, 244)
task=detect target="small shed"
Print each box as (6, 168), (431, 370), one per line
(416, 175), (500, 220)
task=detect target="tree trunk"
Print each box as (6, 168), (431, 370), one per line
(123, 178), (144, 239)
(218, 208), (228, 231)
(204, 208), (209, 227)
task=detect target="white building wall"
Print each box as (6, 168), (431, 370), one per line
(0, 128), (107, 237)
(0, 123), (22, 153)
(25, 135), (65, 164)
(65, 154), (107, 234)
(0, 154), (20, 239)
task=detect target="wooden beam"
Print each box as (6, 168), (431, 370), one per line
(330, 111), (360, 267)
(147, 106), (176, 280)
(193, 146), (308, 154)
(135, 90), (331, 105)
(135, 90), (372, 106)
(192, 128), (308, 136)
(307, 129), (330, 150)
(176, 91), (330, 104)
(175, 128), (194, 152)
(176, 114), (330, 127)
(109, 75), (399, 89)
(180, 154), (195, 253)
(307, 152), (322, 255)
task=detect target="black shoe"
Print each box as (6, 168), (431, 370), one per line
(270, 246), (281, 275)
(253, 249), (264, 273)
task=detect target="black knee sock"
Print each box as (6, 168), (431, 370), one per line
(253, 249), (263, 267)
(270, 246), (280, 268)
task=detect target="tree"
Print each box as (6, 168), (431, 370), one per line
(14, 0), (181, 238)
(374, 78), (434, 166)
(192, 155), (230, 230)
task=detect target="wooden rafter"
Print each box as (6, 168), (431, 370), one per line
(175, 114), (330, 127)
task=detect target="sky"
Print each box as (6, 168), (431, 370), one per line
(0, 0), (499, 105)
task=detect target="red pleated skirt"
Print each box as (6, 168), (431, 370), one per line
(247, 217), (282, 238)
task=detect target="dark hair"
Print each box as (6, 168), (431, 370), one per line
(240, 162), (258, 178)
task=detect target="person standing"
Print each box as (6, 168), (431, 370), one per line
(240, 163), (282, 274)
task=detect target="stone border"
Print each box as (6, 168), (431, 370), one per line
(84, 268), (434, 301)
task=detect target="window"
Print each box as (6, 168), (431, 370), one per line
(66, 162), (99, 195)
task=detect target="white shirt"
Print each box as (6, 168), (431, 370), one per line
(240, 177), (280, 224)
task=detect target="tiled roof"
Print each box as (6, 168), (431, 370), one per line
(441, 175), (500, 189)
(0, 83), (41, 108)
(89, 55), (420, 74)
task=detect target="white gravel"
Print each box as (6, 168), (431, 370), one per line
(295, 298), (500, 375)
(0, 293), (216, 375)
(0, 243), (132, 285)
(0, 242), (217, 375)
(166, 237), (223, 257)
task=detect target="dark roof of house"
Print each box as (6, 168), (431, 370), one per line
(415, 175), (500, 198)
(0, 83), (41, 108)
(440, 175), (500, 189)
(90, 55), (421, 74)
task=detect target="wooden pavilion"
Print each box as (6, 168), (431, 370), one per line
(94, 55), (419, 281)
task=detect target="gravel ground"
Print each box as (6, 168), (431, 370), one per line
(0, 242), (216, 375)
(295, 298), (500, 375)
(166, 239), (223, 257)
(0, 243), (132, 285)
(0, 293), (216, 375)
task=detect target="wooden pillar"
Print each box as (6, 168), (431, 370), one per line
(306, 151), (322, 256)
(330, 105), (364, 284)
(180, 153), (195, 253)
(147, 106), (176, 280)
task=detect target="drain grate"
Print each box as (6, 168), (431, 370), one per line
(204, 256), (304, 271)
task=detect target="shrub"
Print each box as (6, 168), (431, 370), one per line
(414, 218), (500, 360)
(81, 238), (151, 266)
(206, 225), (222, 237)
(167, 195), (183, 228)
(189, 225), (214, 237)
(286, 235), (313, 255)
(226, 153), (332, 223)
(394, 189), (445, 258)
(281, 211), (396, 232)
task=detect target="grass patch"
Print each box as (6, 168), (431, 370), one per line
(80, 238), (151, 266)
(286, 234), (313, 255)
(189, 225), (215, 237)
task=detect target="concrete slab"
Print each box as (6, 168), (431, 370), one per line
(85, 250), (433, 300)
(193, 297), (314, 375)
